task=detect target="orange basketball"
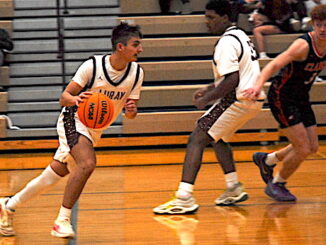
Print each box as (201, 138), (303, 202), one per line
(77, 92), (114, 129)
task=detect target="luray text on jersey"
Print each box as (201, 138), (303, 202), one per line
(98, 89), (126, 100)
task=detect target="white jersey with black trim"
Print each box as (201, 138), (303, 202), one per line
(71, 54), (144, 129)
(212, 26), (265, 100)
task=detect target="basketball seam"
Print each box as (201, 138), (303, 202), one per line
(103, 98), (114, 128)
(94, 93), (100, 129)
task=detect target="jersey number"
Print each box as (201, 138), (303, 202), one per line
(247, 40), (258, 61)
(304, 72), (318, 85)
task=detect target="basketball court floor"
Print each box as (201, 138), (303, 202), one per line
(0, 143), (325, 244)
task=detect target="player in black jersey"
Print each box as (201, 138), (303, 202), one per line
(243, 4), (326, 202)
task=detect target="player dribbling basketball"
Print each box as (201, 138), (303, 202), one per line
(0, 22), (144, 238)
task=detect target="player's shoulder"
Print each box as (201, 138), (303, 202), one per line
(131, 61), (144, 72)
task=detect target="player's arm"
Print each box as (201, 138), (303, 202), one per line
(243, 38), (309, 99)
(124, 99), (138, 119)
(193, 71), (239, 109)
(193, 83), (215, 101)
(60, 81), (92, 107)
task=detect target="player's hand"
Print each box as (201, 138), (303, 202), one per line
(242, 87), (260, 101)
(193, 97), (207, 110)
(76, 91), (93, 106)
(124, 99), (137, 118)
(192, 87), (207, 101)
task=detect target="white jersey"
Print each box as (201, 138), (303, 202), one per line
(212, 26), (265, 100)
(54, 55), (144, 163)
(72, 54), (144, 127)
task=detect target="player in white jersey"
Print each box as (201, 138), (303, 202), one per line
(0, 22), (144, 238)
(153, 0), (265, 214)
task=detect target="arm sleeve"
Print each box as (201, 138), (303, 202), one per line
(71, 59), (94, 89)
(214, 36), (240, 77)
(128, 67), (144, 100)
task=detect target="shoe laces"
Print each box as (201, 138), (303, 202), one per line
(275, 182), (290, 193)
(57, 218), (72, 229)
(219, 185), (242, 199)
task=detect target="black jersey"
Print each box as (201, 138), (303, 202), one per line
(271, 33), (326, 100)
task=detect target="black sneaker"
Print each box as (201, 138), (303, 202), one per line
(253, 152), (275, 184)
(265, 181), (297, 202)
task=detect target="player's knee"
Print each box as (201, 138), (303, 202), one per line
(310, 143), (319, 154)
(79, 159), (96, 175)
(188, 128), (210, 147)
(297, 144), (311, 158)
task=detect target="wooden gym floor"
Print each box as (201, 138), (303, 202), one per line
(0, 142), (325, 244)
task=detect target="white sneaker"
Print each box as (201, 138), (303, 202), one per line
(215, 183), (249, 206)
(301, 17), (312, 31)
(51, 218), (75, 238)
(315, 76), (323, 82)
(153, 195), (199, 214)
(181, 2), (192, 15)
(0, 198), (15, 237)
(290, 18), (301, 32)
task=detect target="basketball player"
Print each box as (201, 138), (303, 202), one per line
(0, 22), (144, 238)
(153, 0), (265, 214)
(242, 4), (326, 201)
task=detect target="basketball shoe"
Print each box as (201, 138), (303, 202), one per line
(51, 218), (75, 238)
(265, 181), (296, 202)
(215, 183), (248, 206)
(253, 152), (276, 184)
(153, 195), (199, 215)
(0, 198), (15, 237)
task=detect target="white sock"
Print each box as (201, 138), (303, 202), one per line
(176, 182), (193, 199)
(272, 173), (286, 184)
(266, 152), (279, 166)
(6, 165), (62, 210)
(225, 172), (238, 189)
(57, 205), (72, 220)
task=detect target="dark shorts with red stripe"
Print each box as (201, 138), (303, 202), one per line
(268, 87), (316, 129)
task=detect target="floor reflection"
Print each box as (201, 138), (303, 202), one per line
(256, 203), (297, 244)
(153, 215), (199, 245)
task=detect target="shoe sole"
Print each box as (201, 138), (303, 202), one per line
(215, 192), (249, 206)
(51, 230), (75, 239)
(253, 153), (271, 184)
(0, 228), (15, 237)
(153, 205), (199, 215)
(265, 187), (296, 202)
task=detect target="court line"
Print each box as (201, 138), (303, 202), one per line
(77, 200), (326, 212)
(42, 184), (326, 196)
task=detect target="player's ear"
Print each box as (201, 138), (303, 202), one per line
(116, 43), (124, 51)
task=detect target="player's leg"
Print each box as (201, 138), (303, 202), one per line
(153, 126), (211, 215)
(211, 140), (248, 205)
(279, 124), (317, 180)
(253, 144), (292, 184)
(252, 24), (282, 58)
(265, 123), (314, 201)
(51, 134), (96, 238)
(209, 101), (262, 205)
(0, 160), (68, 236)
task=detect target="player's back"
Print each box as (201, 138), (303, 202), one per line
(221, 27), (262, 100)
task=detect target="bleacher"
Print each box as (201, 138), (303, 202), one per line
(0, 0), (325, 153)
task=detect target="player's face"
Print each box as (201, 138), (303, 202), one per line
(205, 10), (226, 35)
(121, 37), (143, 62)
(312, 19), (326, 40)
